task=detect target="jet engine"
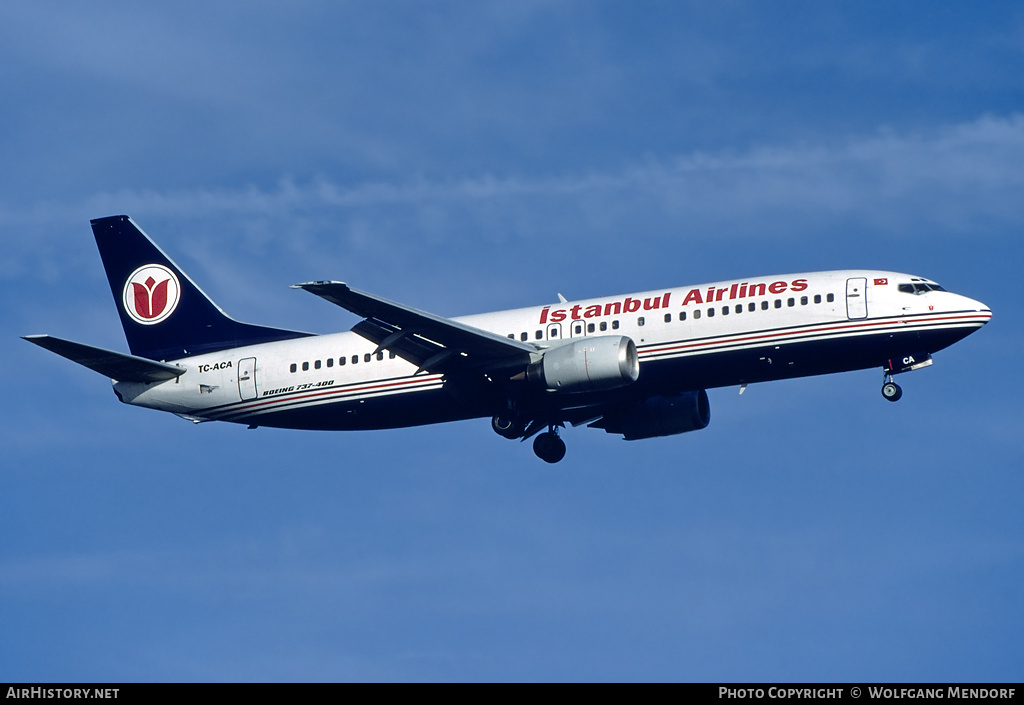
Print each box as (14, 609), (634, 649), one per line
(591, 390), (711, 440)
(526, 336), (639, 393)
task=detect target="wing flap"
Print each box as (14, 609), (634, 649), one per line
(23, 335), (185, 382)
(349, 319), (448, 371)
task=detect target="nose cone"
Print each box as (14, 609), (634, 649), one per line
(927, 293), (991, 354)
(958, 293), (992, 327)
(967, 295), (992, 318)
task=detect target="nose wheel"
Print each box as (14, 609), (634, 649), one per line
(881, 375), (903, 402)
(533, 427), (567, 463)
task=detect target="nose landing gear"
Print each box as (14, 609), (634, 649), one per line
(881, 374), (903, 402)
(880, 353), (932, 402)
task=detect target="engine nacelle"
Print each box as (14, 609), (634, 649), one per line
(527, 336), (639, 393)
(592, 390), (711, 440)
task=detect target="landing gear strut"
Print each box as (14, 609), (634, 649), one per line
(881, 374), (903, 402)
(533, 427), (566, 464)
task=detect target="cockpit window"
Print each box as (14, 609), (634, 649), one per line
(898, 282), (945, 295)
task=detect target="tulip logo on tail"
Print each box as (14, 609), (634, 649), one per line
(123, 265), (180, 325)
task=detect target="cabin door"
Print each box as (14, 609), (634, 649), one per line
(238, 357), (258, 401)
(846, 277), (868, 319)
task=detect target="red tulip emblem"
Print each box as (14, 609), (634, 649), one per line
(132, 276), (171, 320)
(122, 264), (180, 325)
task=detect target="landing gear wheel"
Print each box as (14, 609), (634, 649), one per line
(882, 381), (903, 402)
(491, 415), (524, 440)
(533, 431), (566, 464)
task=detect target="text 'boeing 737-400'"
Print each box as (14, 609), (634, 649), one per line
(25, 216), (992, 463)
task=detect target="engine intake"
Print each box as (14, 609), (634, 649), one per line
(527, 336), (639, 393)
(591, 390), (711, 440)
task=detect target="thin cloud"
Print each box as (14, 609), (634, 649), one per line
(5, 113), (1022, 235)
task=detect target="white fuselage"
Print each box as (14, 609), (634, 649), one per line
(113, 270), (991, 430)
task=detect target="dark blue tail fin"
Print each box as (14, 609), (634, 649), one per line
(92, 215), (311, 360)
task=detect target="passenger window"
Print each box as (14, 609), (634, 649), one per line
(351, 355), (358, 364)
(814, 294), (821, 304)
(775, 300), (782, 308)
(736, 304), (742, 314)
(315, 360), (322, 369)
(520, 332), (528, 342)
(302, 362), (309, 371)
(694, 309), (701, 319)
(707, 308), (715, 318)
(290, 363), (297, 373)
(339, 356), (346, 366)
(801, 296), (808, 305)
(679, 311), (687, 321)
(748, 302), (756, 312)
(638, 317), (645, 326)
(722, 306), (729, 315)
(376, 351), (384, 361)
(587, 323), (595, 333)
(600, 321), (608, 331)
(326, 358), (333, 368)
(535, 330), (543, 340)
(364, 353), (372, 363)
(787, 298), (795, 307)
(827, 293), (835, 303)
(664, 313), (672, 323)
(612, 320), (620, 330)
(389, 352), (396, 359)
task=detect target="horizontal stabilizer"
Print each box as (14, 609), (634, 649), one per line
(23, 335), (185, 383)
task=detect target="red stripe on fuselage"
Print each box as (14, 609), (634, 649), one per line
(208, 374), (444, 419)
(641, 312), (988, 358)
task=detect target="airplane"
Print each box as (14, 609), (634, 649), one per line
(24, 215), (992, 463)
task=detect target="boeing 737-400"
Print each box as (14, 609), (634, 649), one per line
(25, 216), (992, 462)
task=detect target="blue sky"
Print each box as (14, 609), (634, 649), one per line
(2, 1), (1022, 682)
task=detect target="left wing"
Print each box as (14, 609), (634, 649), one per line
(292, 281), (536, 374)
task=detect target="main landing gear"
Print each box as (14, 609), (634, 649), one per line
(881, 374), (903, 402)
(491, 415), (567, 463)
(532, 427), (566, 464)
(491, 415), (524, 440)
